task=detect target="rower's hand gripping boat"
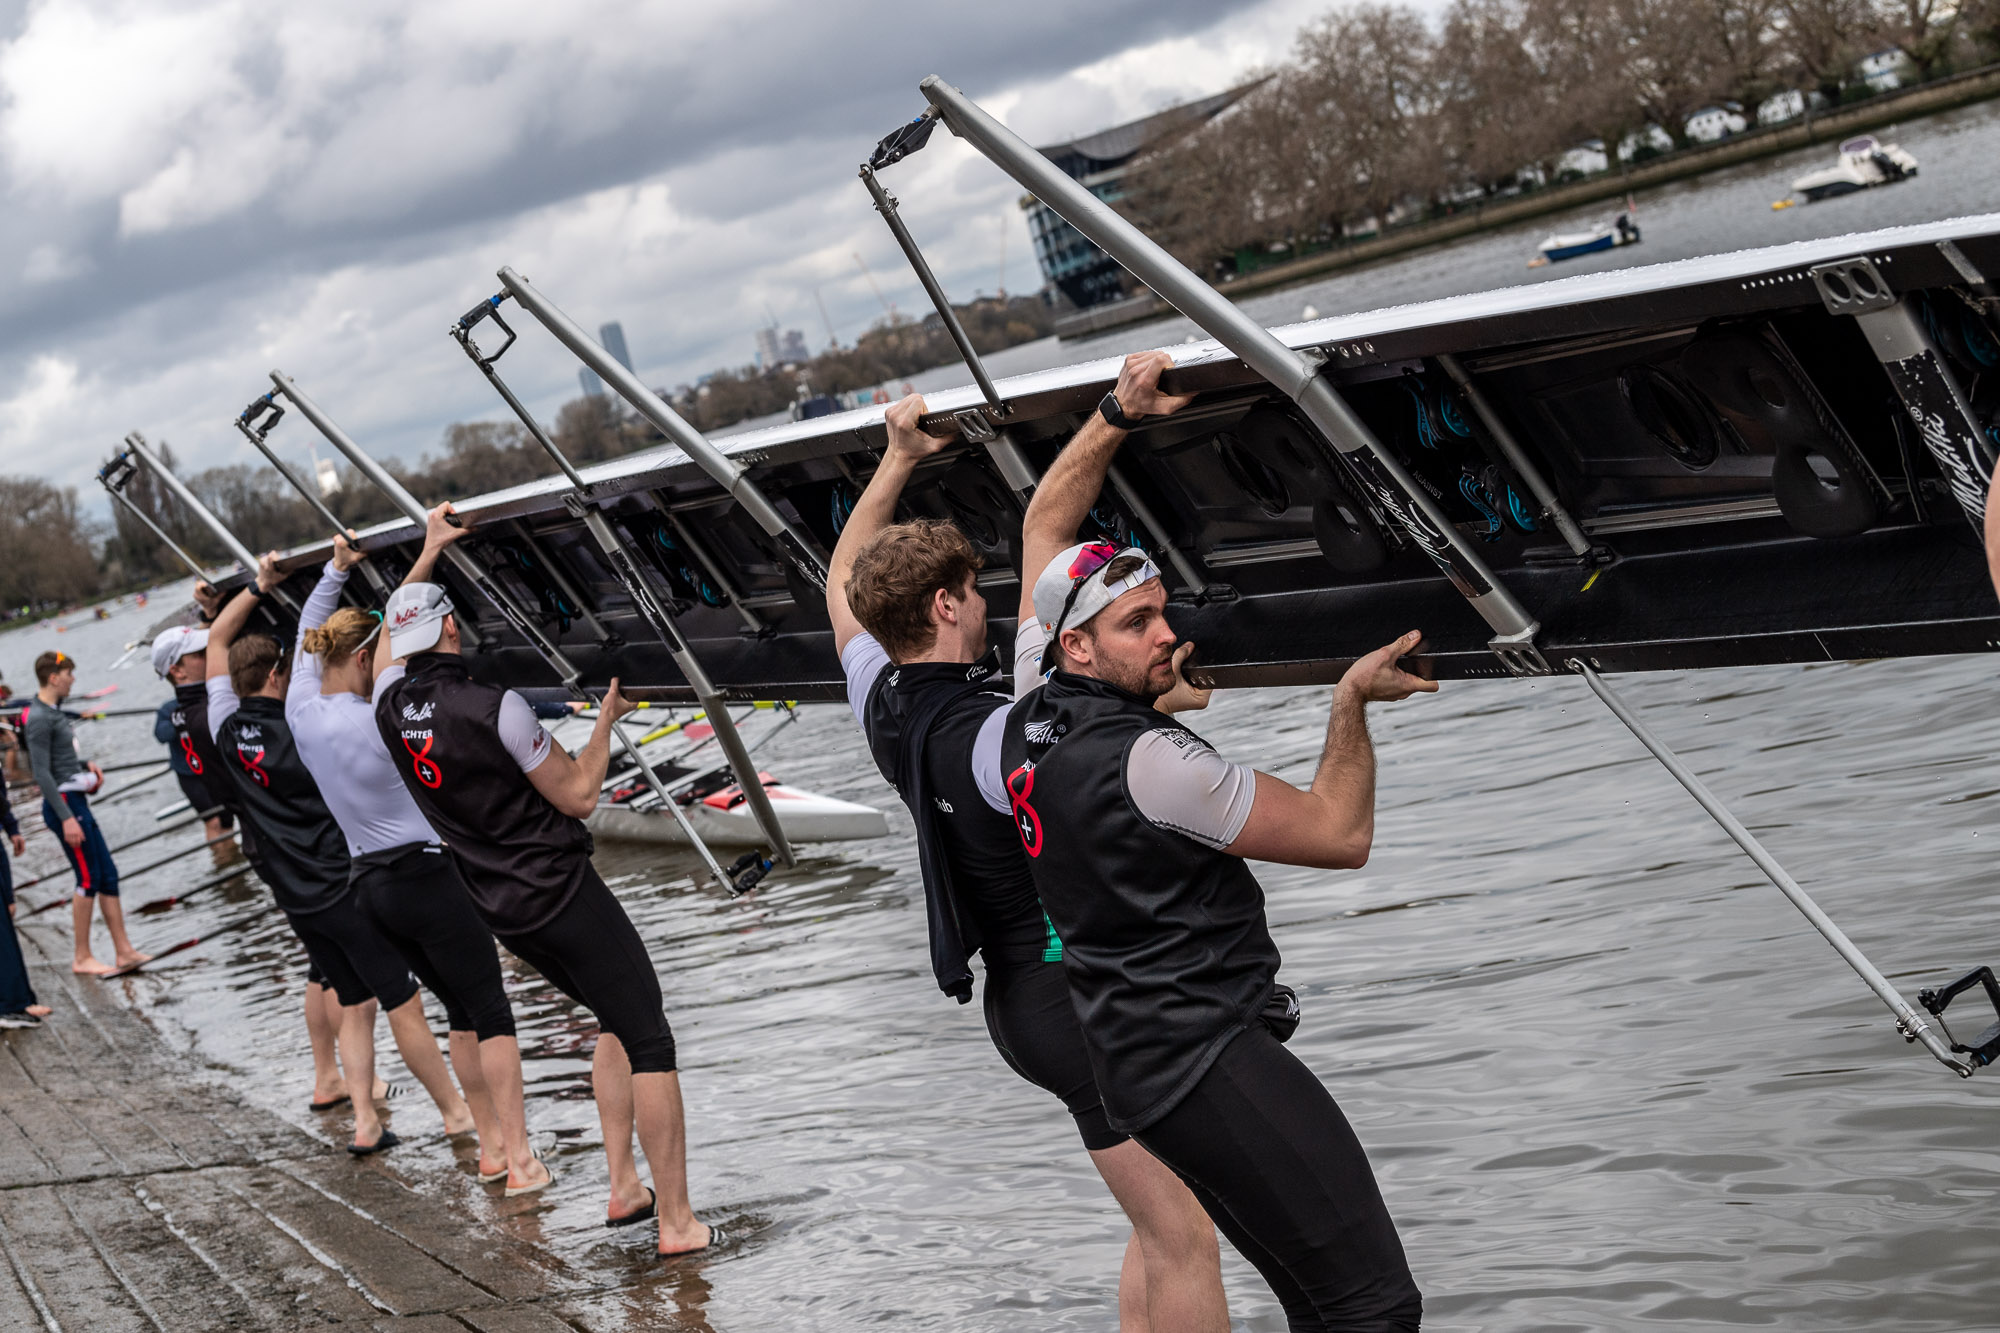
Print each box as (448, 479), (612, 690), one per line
(889, 75), (2000, 1077)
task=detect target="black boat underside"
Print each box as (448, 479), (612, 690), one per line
(245, 215), (2000, 702)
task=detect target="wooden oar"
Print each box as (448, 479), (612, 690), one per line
(105, 903), (272, 977)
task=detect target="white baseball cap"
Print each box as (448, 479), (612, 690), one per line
(385, 582), (455, 656)
(1031, 541), (1161, 639)
(150, 626), (209, 680)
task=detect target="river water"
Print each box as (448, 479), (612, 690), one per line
(9, 104), (2000, 1330)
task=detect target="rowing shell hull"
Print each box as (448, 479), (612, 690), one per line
(588, 785), (891, 848)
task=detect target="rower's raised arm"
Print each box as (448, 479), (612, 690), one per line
(826, 394), (956, 656)
(1017, 350), (1192, 627)
(1223, 630), (1435, 870)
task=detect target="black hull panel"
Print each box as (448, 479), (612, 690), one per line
(244, 214), (2000, 701)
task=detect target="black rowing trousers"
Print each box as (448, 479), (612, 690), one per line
(1136, 1025), (1422, 1332)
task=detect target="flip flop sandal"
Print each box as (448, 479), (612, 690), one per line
(347, 1129), (400, 1157)
(309, 1093), (352, 1112)
(605, 1187), (655, 1228)
(504, 1161), (555, 1198)
(477, 1163), (509, 1184)
(661, 1224), (728, 1259)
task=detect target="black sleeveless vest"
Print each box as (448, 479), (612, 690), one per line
(863, 650), (1051, 1003)
(169, 682), (214, 781)
(215, 695), (350, 913)
(1000, 670), (1280, 1133)
(375, 652), (592, 934)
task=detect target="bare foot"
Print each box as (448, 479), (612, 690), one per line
(657, 1218), (714, 1257)
(443, 1111), (478, 1137)
(370, 1078), (389, 1102)
(72, 958), (113, 976)
(113, 951), (151, 967)
(25, 1006), (51, 1018)
(506, 1158), (553, 1195)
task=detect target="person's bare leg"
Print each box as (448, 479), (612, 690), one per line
(1089, 1139), (1228, 1333)
(70, 894), (109, 974)
(306, 981), (346, 1104)
(592, 1034), (651, 1222)
(384, 995), (474, 1134)
(99, 896), (146, 967)
(1117, 1231), (1150, 1333)
(446, 1029), (505, 1172)
(631, 1070), (710, 1254)
(477, 1034), (543, 1188)
(337, 1002), (384, 1147)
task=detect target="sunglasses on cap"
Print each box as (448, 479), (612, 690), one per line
(1049, 542), (1122, 640)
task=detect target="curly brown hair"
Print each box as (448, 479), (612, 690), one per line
(846, 519), (983, 662)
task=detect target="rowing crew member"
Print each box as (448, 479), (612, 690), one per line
(827, 377), (1230, 1329)
(286, 535), (549, 1195)
(375, 504), (716, 1255)
(151, 627), (236, 859)
(25, 650), (145, 975)
(998, 352), (1434, 1331)
(205, 571), (478, 1156)
(154, 618), (362, 1113)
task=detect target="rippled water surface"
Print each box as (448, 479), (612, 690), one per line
(13, 116), (2000, 1327)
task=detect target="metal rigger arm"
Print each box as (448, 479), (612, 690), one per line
(491, 267), (830, 595)
(234, 393), (395, 599)
(861, 118), (1213, 598)
(264, 368), (779, 891)
(448, 292), (797, 881)
(121, 432), (301, 615)
(908, 75), (1988, 1078)
(98, 452), (215, 586)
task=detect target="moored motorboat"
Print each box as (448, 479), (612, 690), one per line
(1533, 210), (1640, 265)
(1790, 135), (1918, 202)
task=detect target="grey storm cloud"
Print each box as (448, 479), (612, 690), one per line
(0, 0), (1288, 496)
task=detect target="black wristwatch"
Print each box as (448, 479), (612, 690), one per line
(1098, 391), (1145, 431)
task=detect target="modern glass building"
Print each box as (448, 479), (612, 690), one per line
(1024, 85), (1257, 310)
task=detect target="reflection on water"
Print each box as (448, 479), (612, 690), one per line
(8, 585), (1997, 1329)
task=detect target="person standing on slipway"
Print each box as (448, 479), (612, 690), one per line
(24, 651), (145, 975)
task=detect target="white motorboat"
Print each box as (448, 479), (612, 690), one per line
(1532, 210), (1640, 265)
(589, 776), (890, 848)
(1790, 136), (1918, 202)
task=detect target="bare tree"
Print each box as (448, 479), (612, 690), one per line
(1876, 0), (1960, 79)
(1615, 0), (1730, 149)
(1521, 0), (1646, 167)
(0, 477), (100, 610)
(1293, 4), (1446, 228)
(1434, 0), (1564, 191)
(1774, 0), (1880, 100)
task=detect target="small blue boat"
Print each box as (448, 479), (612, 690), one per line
(1535, 210), (1641, 264)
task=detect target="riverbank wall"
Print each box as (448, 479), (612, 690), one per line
(1055, 62), (2000, 340)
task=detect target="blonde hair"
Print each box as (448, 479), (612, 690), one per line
(301, 608), (377, 668)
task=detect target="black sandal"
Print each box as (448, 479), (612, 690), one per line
(347, 1129), (400, 1157)
(308, 1093), (351, 1112)
(606, 1187), (655, 1228)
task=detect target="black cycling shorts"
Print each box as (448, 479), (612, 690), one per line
(494, 864), (675, 1075)
(284, 895), (419, 1011)
(983, 958), (1126, 1152)
(353, 842), (514, 1041)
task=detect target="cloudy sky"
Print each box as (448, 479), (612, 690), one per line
(0, 0), (1432, 509)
